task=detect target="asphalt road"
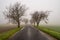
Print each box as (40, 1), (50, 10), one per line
(8, 25), (49, 40)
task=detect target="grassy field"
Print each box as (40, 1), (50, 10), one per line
(0, 27), (22, 40)
(0, 24), (23, 40)
(44, 26), (60, 33)
(36, 25), (60, 40)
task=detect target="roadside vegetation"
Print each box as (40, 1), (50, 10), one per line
(36, 26), (60, 40)
(44, 26), (60, 33)
(0, 27), (22, 40)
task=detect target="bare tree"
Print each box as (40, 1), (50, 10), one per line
(31, 11), (39, 26)
(3, 2), (27, 28)
(30, 18), (35, 26)
(31, 11), (50, 26)
(22, 18), (28, 24)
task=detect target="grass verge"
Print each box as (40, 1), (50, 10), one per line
(0, 27), (22, 40)
(36, 26), (60, 40)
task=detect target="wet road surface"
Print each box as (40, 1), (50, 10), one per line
(8, 25), (49, 40)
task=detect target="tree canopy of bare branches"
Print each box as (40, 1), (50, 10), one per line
(22, 18), (28, 24)
(30, 18), (35, 26)
(31, 11), (50, 26)
(3, 2), (27, 28)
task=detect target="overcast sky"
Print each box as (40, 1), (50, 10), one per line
(0, 0), (60, 25)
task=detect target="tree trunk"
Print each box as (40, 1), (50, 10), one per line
(37, 22), (39, 27)
(18, 21), (20, 28)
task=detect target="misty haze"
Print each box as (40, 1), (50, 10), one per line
(0, 0), (60, 40)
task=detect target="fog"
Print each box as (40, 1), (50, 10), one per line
(0, 0), (60, 25)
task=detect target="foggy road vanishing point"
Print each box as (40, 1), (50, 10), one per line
(8, 25), (57, 40)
